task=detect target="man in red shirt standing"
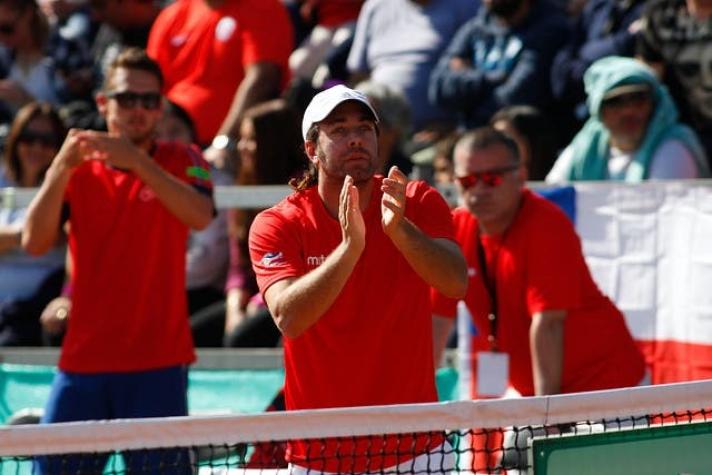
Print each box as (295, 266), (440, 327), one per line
(22, 48), (214, 474)
(249, 85), (467, 473)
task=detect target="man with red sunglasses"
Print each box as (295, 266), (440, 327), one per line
(432, 127), (645, 402)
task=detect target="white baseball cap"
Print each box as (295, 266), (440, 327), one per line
(301, 85), (379, 140)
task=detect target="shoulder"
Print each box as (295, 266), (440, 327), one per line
(648, 138), (700, 179)
(520, 190), (575, 233)
(254, 188), (314, 227)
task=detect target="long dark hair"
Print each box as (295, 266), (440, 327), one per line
(232, 100), (305, 273)
(3, 102), (66, 186)
(0, 0), (49, 51)
(490, 106), (559, 181)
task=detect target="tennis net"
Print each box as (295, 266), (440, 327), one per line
(0, 379), (710, 474)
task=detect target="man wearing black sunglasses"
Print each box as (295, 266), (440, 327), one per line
(22, 48), (214, 474)
(432, 127), (644, 405)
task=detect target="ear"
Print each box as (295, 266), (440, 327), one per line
(304, 140), (319, 166)
(516, 163), (528, 184)
(95, 93), (108, 118)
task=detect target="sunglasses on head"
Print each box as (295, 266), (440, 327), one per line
(106, 91), (162, 110)
(601, 90), (651, 109)
(18, 130), (61, 148)
(455, 164), (520, 189)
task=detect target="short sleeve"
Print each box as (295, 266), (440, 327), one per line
(406, 181), (455, 240)
(249, 207), (306, 294)
(180, 144), (214, 195)
(525, 205), (583, 314)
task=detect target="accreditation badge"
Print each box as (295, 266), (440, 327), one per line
(477, 351), (509, 397)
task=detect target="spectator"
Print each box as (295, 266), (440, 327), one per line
(90, 0), (160, 75)
(429, 0), (570, 130)
(190, 99), (304, 347)
(22, 48), (214, 473)
(0, 0), (91, 115)
(490, 105), (559, 181)
(550, 0), (646, 124)
(546, 56), (709, 182)
(432, 131), (461, 189)
(347, 0), (479, 133)
(431, 129), (645, 423)
(637, 0), (712, 167)
(147, 0), (293, 170)
(248, 85), (467, 473)
(289, 0), (363, 86)
(0, 102), (65, 346)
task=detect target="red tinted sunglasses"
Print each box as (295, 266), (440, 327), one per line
(455, 164), (520, 189)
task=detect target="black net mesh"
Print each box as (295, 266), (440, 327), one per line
(1, 408), (710, 474)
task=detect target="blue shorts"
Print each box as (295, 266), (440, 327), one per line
(38, 366), (191, 474)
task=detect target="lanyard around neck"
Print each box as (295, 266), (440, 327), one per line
(477, 230), (499, 351)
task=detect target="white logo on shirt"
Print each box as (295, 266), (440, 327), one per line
(306, 255), (326, 267)
(261, 251), (284, 267)
(468, 267), (477, 277)
(139, 185), (156, 202)
(215, 17), (237, 42)
(170, 34), (187, 47)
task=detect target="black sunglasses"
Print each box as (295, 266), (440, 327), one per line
(18, 130), (61, 148)
(106, 91), (162, 110)
(601, 91), (652, 109)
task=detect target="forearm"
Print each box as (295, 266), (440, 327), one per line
(266, 240), (362, 338)
(217, 62), (281, 137)
(133, 152), (214, 230)
(530, 310), (566, 395)
(387, 219), (467, 298)
(22, 161), (71, 255)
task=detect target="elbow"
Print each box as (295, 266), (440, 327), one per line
(443, 256), (469, 299)
(273, 313), (306, 339)
(189, 201), (216, 231)
(21, 231), (51, 256)
(440, 276), (468, 299)
(20, 227), (56, 256)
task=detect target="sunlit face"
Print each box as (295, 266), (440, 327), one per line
(600, 91), (654, 152)
(237, 117), (257, 178)
(17, 116), (60, 185)
(97, 67), (163, 147)
(307, 101), (378, 186)
(454, 142), (524, 229)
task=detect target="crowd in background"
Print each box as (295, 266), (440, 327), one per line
(0, 0), (710, 349)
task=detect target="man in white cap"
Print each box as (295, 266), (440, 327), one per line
(248, 85), (467, 473)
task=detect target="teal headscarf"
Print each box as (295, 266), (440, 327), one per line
(563, 56), (710, 182)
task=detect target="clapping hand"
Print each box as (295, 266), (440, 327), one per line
(381, 166), (407, 236)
